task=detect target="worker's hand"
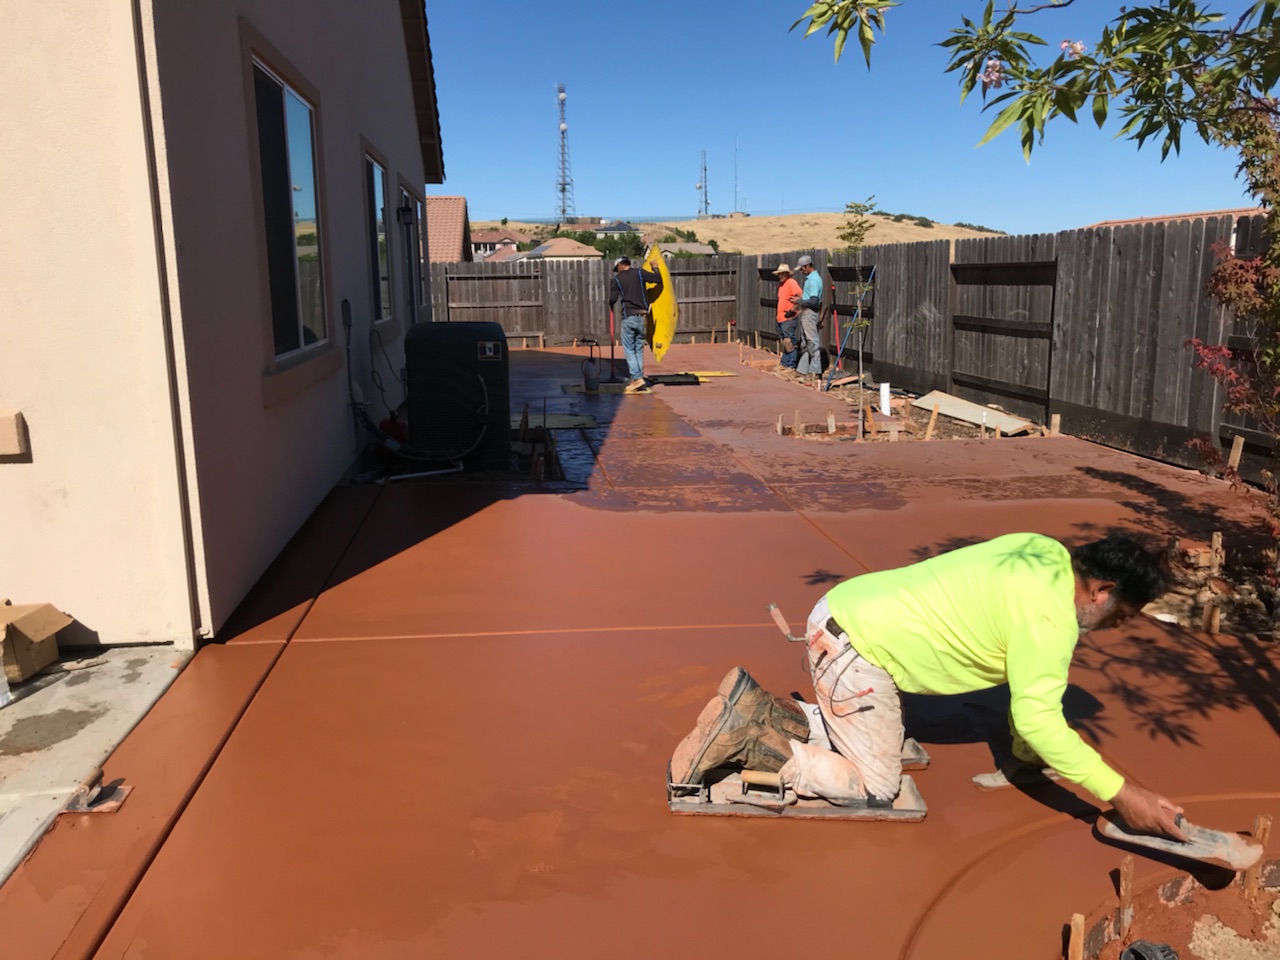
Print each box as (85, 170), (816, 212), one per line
(1110, 782), (1187, 841)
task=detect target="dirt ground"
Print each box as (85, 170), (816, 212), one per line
(472, 213), (995, 256)
(1097, 875), (1280, 960)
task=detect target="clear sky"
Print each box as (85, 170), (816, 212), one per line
(426, 1), (1258, 234)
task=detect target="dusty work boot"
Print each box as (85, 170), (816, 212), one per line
(669, 667), (809, 787)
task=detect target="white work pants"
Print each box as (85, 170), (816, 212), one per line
(779, 594), (904, 802)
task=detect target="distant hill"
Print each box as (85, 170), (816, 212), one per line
(472, 213), (1002, 256)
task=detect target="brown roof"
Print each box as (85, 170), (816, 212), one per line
(425, 196), (472, 263)
(399, 2), (445, 183)
(484, 247), (526, 263)
(1083, 207), (1264, 229)
(472, 229), (532, 244)
(524, 237), (602, 259)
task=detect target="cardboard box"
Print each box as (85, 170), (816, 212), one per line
(0, 601), (71, 683)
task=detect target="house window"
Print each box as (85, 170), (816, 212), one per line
(252, 61), (325, 356)
(365, 157), (392, 321)
(416, 198), (428, 307)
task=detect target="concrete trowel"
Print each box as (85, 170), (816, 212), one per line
(1094, 811), (1265, 871)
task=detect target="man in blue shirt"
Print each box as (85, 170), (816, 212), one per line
(793, 254), (824, 379)
(609, 256), (662, 392)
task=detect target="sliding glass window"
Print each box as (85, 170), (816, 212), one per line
(365, 157), (392, 322)
(252, 61), (325, 356)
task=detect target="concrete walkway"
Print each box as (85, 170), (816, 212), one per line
(2, 344), (1278, 959)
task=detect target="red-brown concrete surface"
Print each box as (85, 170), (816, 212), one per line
(5, 345), (1278, 959)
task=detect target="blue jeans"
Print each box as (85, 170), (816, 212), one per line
(778, 318), (799, 368)
(796, 309), (822, 376)
(621, 314), (647, 380)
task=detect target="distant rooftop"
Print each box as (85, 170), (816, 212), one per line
(1083, 207), (1264, 229)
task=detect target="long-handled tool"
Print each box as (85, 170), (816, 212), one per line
(824, 265), (876, 393)
(1095, 812), (1264, 871)
(601, 308), (625, 383)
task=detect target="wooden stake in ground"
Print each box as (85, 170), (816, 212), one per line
(776, 414), (785, 436)
(755, 331), (760, 350)
(925, 404), (939, 441)
(1050, 413), (1062, 436)
(827, 410), (836, 434)
(1202, 601), (1221, 634)
(1244, 814), (1272, 899)
(1210, 531), (1224, 576)
(865, 406), (878, 436)
(1068, 913), (1085, 960)
(1118, 855), (1134, 938)
(793, 409), (802, 436)
(1228, 433), (1245, 470)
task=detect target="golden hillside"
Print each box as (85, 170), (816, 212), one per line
(472, 213), (1001, 256)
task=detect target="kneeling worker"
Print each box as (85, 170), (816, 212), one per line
(670, 533), (1187, 838)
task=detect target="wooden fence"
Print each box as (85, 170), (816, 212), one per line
(428, 256), (738, 347)
(427, 213), (1268, 472)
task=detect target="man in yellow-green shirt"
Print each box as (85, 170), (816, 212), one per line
(669, 533), (1186, 839)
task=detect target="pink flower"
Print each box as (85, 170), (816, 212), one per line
(979, 58), (1004, 90)
(1060, 39), (1086, 59)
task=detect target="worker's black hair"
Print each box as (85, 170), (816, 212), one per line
(1071, 536), (1165, 607)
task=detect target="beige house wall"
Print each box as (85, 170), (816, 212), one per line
(0, 0), (432, 646)
(0, 1), (195, 646)
(150, 0), (427, 636)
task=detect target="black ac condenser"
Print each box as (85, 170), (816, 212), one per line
(404, 321), (510, 470)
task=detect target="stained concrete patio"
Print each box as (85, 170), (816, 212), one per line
(2, 344), (1277, 959)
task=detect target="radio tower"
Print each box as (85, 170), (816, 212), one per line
(695, 150), (709, 217)
(555, 84), (576, 224)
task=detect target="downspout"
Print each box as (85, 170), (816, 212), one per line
(131, 0), (205, 645)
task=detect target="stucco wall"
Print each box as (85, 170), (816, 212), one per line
(0, 2), (194, 645)
(149, 0), (428, 634)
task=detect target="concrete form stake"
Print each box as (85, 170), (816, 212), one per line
(1050, 413), (1062, 436)
(1228, 433), (1245, 470)
(1202, 601), (1221, 634)
(827, 410), (836, 434)
(755, 331), (761, 350)
(776, 414), (784, 436)
(1068, 913), (1085, 960)
(925, 404), (939, 441)
(1245, 814), (1272, 898)
(793, 409), (802, 436)
(1210, 531), (1224, 576)
(1119, 855), (1134, 937)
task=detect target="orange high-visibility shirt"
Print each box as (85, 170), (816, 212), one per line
(776, 277), (801, 324)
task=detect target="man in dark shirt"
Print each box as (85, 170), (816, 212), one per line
(608, 255), (662, 392)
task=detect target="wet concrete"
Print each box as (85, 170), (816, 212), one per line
(4, 344), (1278, 959)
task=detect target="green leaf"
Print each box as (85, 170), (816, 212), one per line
(977, 97), (1025, 146)
(834, 25), (848, 61)
(859, 18), (876, 66)
(1092, 92), (1108, 128)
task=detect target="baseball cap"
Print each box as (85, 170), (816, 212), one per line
(613, 256), (631, 271)
(795, 255), (814, 268)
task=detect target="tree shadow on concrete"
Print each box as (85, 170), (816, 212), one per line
(1074, 465), (1273, 556)
(1072, 622), (1280, 744)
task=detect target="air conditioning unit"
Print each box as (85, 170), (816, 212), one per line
(404, 321), (511, 470)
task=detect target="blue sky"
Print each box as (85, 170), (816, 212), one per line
(426, 1), (1257, 234)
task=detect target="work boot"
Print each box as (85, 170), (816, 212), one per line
(669, 667), (809, 787)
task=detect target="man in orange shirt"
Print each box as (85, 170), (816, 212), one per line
(774, 263), (802, 372)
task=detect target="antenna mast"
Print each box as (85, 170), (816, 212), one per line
(696, 149), (709, 217)
(555, 83), (575, 223)
(733, 135), (738, 213)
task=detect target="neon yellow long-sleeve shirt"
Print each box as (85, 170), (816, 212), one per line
(826, 533), (1124, 801)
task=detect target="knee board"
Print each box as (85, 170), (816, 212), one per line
(641, 243), (678, 363)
